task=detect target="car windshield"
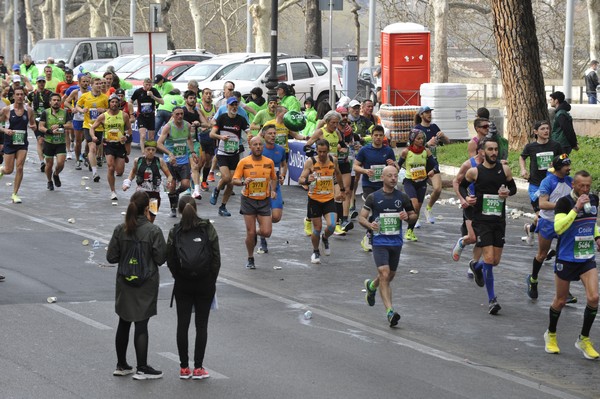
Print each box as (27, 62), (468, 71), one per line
(96, 56), (137, 73)
(175, 63), (221, 82)
(78, 59), (111, 72)
(222, 64), (268, 81)
(118, 55), (165, 74)
(127, 65), (170, 80)
(30, 41), (77, 62)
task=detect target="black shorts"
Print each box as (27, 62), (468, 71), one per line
(361, 185), (378, 199)
(216, 154), (239, 170)
(104, 142), (127, 158)
(339, 161), (351, 174)
(473, 220), (506, 248)
(201, 139), (216, 155)
(403, 179), (427, 203)
(372, 245), (402, 271)
(137, 114), (155, 131)
(167, 162), (191, 181)
(307, 197), (337, 219)
(43, 142), (67, 158)
(3, 143), (28, 154)
(240, 195), (271, 216)
(460, 207), (476, 236)
(83, 129), (103, 144)
(554, 259), (596, 282)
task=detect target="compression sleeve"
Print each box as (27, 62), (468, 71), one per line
(397, 157), (405, 168)
(427, 155), (439, 173)
(554, 210), (577, 235)
(507, 179), (517, 196)
(459, 177), (471, 199)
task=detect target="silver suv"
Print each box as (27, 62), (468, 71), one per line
(207, 55), (340, 106)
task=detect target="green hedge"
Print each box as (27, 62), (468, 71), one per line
(436, 136), (600, 192)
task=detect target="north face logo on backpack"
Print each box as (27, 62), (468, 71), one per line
(193, 238), (202, 242)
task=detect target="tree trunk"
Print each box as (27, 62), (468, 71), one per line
(161, 0), (176, 50)
(252, 0), (300, 52)
(51, 0), (61, 38)
(188, 0), (205, 50)
(350, 0), (360, 64)
(103, 0), (113, 36)
(18, 0), (27, 58)
(41, 0), (52, 39)
(89, 2), (104, 37)
(24, 0), (41, 45)
(304, 0), (322, 57)
(432, 0), (448, 82)
(587, 0), (600, 60)
(491, 0), (548, 150)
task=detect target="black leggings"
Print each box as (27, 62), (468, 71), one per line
(115, 317), (150, 367)
(175, 287), (213, 369)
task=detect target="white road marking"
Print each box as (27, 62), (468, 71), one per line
(157, 352), (229, 379)
(44, 304), (113, 330)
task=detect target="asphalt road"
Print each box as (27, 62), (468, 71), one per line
(0, 145), (597, 399)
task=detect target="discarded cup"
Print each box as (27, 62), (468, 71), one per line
(47, 297), (57, 303)
(67, 218), (75, 224)
(304, 310), (313, 320)
(85, 186), (91, 190)
(5, 182), (12, 186)
(93, 240), (100, 249)
(409, 269), (419, 274)
(82, 239), (89, 246)
(273, 266), (282, 270)
(111, 201), (118, 206)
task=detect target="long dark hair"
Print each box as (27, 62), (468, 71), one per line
(124, 191), (149, 233)
(178, 195), (202, 232)
(316, 101), (332, 120)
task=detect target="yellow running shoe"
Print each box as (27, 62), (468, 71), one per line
(304, 218), (312, 236)
(404, 228), (417, 241)
(544, 330), (560, 354)
(11, 193), (22, 204)
(333, 224), (346, 236)
(575, 336), (599, 360)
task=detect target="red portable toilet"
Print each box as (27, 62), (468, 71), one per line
(381, 22), (430, 106)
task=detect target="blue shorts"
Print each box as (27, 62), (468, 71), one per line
(555, 259), (596, 282)
(372, 245), (402, 271)
(270, 184), (283, 209)
(535, 217), (558, 240)
(72, 119), (83, 131)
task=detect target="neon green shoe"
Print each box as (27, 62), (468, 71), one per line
(575, 336), (599, 360)
(11, 193), (22, 204)
(544, 330), (560, 354)
(364, 279), (376, 306)
(404, 229), (417, 241)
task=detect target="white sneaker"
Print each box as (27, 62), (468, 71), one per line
(311, 252), (321, 264)
(66, 152), (73, 160)
(424, 207), (435, 224)
(192, 187), (202, 199)
(524, 223), (534, 246)
(110, 191), (118, 201)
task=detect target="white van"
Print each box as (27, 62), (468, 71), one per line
(29, 37), (134, 69)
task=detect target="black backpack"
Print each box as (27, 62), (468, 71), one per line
(118, 238), (153, 287)
(174, 224), (212, 279)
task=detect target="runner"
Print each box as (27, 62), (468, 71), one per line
(129, 78), (163, 153)
(197, 88), (217, 191)
(544, 170), (600, 359)
(37, 93), (70, 191)
(63, 73), (90, 170)
(358, 165), (417, 327)
(298, 139), (345, 264)
(232, 136), (278, 269)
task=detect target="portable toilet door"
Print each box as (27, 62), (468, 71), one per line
(381, 22), (430, 106)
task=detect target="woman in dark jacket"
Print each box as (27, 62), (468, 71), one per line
(107, 191), (167, 380)
(167, 196), (220, 380)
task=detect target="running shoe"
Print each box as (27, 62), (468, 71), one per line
(451, 238), (464, 262)
(304, 218), (312, 236)
(566, 292), (578, 304)
(526, 274), (538, 299)
(575, 336), (600, 360)
(218, 205), (231, 217)
(311, 251), (321, 264)
(209, 188), (219, 205)
(40, 161), (45, 173)
(207, 171), (215, 182)
(125, 155), (129, 163)
(53, 173), (61, 188)
(488, 297), (501, 315)
(11, 193), (21, 204)
(321, 234), (331, 256)
(170, 208), (177, 218)
(192, 188), (202, 200)
(180, 367), (192, 379)
(544, 330), (560, 354)
(256, 237), (268, 254)
(132, 365), (163, 380)
(414, 220), (421, 229)
(93, 173), (100, 182)
(364, 279), (376, 306)
(333, 224), (346, 236)
(424, 207), (435, 224)
(47, 181), (54, 191)
(110, 191), (118, 201)
(467, 266), (474, 279)
(201, 182), (209, 191)
(404, 229), (417, 241)
(245, 257), (256, 269)
(349, 209), (359, 220)
(97, 157), (103, 167)
(360, 234), (372, 252)
(469, 260), (484, 287)
(192, 367), (210, 379)
(0, 275), (5, 281)
(66, 152), (73, 160)
(0, 169), (3, 180)
(387, 310), (401, 327)
(341, 220), (354, 233)
(75, 160), (82, 170)
(113, 363), (134, 376)
(523, 223), (534, 246)
(545, 249), (556, 262)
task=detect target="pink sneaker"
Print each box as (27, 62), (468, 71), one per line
(180, 367), (192, 379)
(192, 367), (209, 380)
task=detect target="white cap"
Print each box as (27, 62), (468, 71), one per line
(348, 99), (361, 108)
(12, 75), (21, 83)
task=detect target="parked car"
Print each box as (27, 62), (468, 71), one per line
(76, 58), (114, 74)
(114, 55), (166, 79)
(124, 61), (198, 87)
(207, 55), (340, 106)
(93, 54), (140, 75)
(162, 50), (214, 63)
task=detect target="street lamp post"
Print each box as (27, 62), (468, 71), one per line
(265, 0), (278, 97)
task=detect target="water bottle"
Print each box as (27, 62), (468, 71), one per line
(583, 202), (592, 214)
(373, 216), (381, 236)
(93, 240), (100, 249)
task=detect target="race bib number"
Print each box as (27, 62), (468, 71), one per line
(411, 165), (427, 181)
(248, 178), (267, 197)
(315, 175), (333, 195)
(536, 151), (554, 170)
(52, 128), (65, 144)
(223, 136), (239, 154)
(12, 130), (26, 145)
(574, 235), (595, 260)
(379, 212), (401, 235)
(173, 142), (187, 156)
(105, 129), (121, 142)
(369, 165), (384, 182)
(482, 194), (503, 216)
(140, 102), (153, 114)
(89, 108), (99, 121)
(275, 133), (287, 146)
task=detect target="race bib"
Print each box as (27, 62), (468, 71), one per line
(248, 178), (267, 197)
(482, 194), (503, 216)
(411, 165), (427, 181)
(574, 235), (595, 260)
(315, 175), (333, 195)
(223, 136), (239, 154)
(369, 165), (384, 182)
(105, 129), (121, 142)
(89, 108), (99, 121)
(12, 130), (26, 145)
(536, 151), (554, 170)
(140, 102), (153, 114)
(172, 142), (187, 156)
(379, 212), (401, 235)
(52, 128), (65, 144)
(275, 133), (287, 146)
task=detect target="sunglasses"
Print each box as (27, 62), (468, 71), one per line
(340, 114), (348, 117)
(478, 124), (490, 129)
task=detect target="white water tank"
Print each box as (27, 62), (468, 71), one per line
(420, 83), (469, 140)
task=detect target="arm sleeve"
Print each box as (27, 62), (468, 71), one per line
(507, 178), (517, 196)
(426, 154), (439, 173)
(554, 210), (577, 235)
(459, 176), (471, 199)
(397, 157), (405, 168)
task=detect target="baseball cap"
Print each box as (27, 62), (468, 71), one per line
(348, 99), (361, 108)
(12, 63), (19, 71)
(552, 153), (571, 170)
(109, 94), (120, 102)
(154, 74), (165, 84)
(115, 88), (125, 95)
(227, 96), (239, 105)
(144, 140), (157, 148)
(336, 106), (348, 114)
(64, 68), (73, 75)
(12, 75), (21, 83)
(418, 105), (433, 114)
(268, 95), (278, 103)
(36, 76), (46, 82)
